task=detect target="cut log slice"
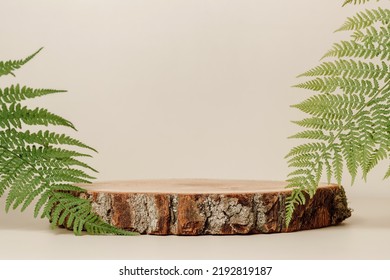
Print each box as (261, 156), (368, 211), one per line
(75, 179), (351, 235)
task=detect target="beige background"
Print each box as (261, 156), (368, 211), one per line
(0, 0), (389, 259)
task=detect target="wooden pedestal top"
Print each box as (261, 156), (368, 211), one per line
(79, 179), (335, 194)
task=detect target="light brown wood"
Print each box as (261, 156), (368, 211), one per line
(80, 179), (332, 193)
(74, 179), (351, 235)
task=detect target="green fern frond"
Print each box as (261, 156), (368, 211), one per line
(323, 40), (390, 60)
(0, 129), (97, 152)
(0, 85), (66, 104)
(285, 142), (326, 158)
(292, 117), (344, 131)
(352, 25), (390, 46)
(332, 143), (344, 184)
(46, 192), (137, 236)
(0, 48), (43, 77)
(365, 146), (387, 174)
(337, 7), (389, 31)
(21, 184), (46, 212)
(292, 93), (361, 117)
(286, 82), (390, 222)
(339, 131), (360, 184)
(0, 49), (135, 235)
(286, 3), (390, 227)
(298, 60), (389, 82)
(49, 158), (98, 172)
(288, 130), (331, 140)
(285, 188), (307, 226)
(6, 169), (38, 211)
(342, 0), (378, 6)
(16, 145), (92, 159)
(294, 76), (379, 95)
(0, 103), (76, 130)
(43, 167), (95, 183)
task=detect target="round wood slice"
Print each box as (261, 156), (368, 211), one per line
(75, 179), (351, 235)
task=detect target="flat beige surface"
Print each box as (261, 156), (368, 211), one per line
(1, 193), (389, 260)
(80, 179), (334, 194)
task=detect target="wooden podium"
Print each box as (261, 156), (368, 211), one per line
(76, 179), (351, 235)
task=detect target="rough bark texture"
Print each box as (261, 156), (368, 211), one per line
(74, 180), (351, 235)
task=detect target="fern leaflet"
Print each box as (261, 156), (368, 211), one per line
(0, 48), (43, 77)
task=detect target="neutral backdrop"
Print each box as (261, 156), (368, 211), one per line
(0, 0), (389, 259)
